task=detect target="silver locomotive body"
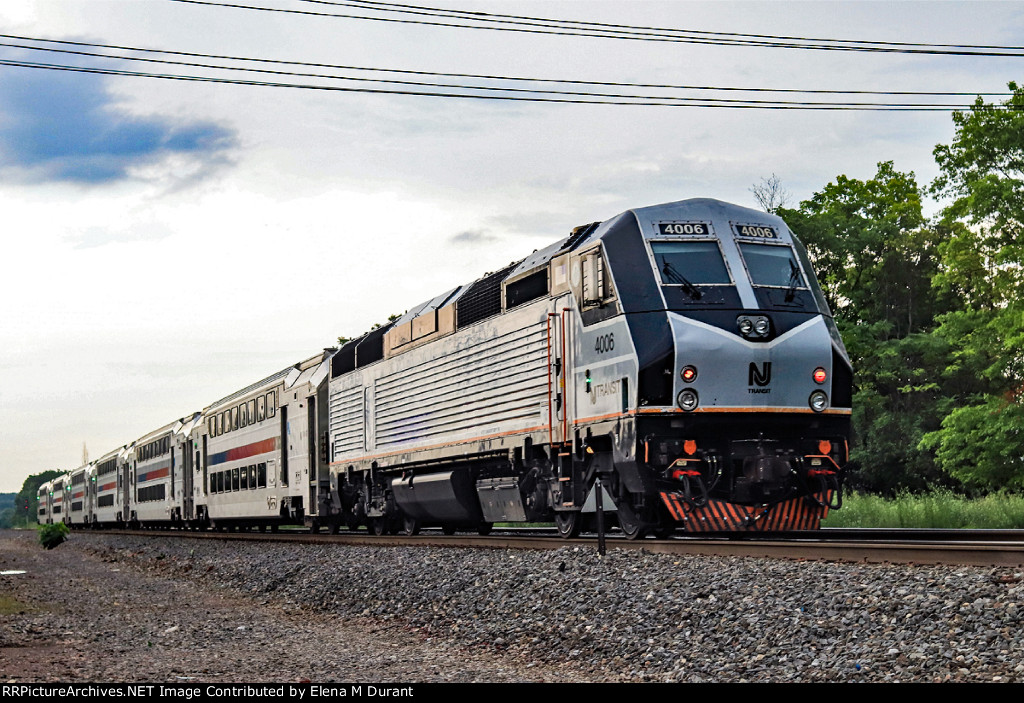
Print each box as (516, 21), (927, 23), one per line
(592, 199), (851, 533)
(327, 198), (851, 536)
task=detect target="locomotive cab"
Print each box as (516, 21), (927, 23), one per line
(587, 199), (851, 531)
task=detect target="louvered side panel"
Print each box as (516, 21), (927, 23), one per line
(329, 384), (364, 460)
(374, 324), (548, 448)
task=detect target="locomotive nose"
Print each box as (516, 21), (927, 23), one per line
(670, 312), (833, 412)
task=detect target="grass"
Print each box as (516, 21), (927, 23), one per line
(0, 594), (33, 615)
(822, 489), (1024, 529)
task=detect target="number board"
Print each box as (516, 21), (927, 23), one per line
(732, 223), (778, 239)
(656, 222), (711, 236)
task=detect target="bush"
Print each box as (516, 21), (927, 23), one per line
(38, 522), (69, 550)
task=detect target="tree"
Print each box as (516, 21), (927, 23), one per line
(781, 163), (953, 493)
(780, 161), (946, 339)
(932, 82), (1024, 242)
(8, 470), (63, 527)
(921, 83), (1024, 490)
(750, 173), (792, 213)
(931, 83), (1024, 310)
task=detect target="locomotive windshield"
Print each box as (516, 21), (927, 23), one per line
(738, 242), (807, 289)
(648, 240), (739, 306)
(737, 241), (823, 311)
(651, 241), (731, 286)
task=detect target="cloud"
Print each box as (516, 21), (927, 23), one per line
(0, 59), (236, 185)
(448, 229), (497, 244)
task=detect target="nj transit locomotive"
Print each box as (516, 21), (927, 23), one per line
(39, 198), (850, 538)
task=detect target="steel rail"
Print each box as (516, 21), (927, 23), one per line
(74, 527), (1024, 567)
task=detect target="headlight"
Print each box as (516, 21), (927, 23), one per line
(809, 390), (829, 412)
(677, 389), (699, 411)
(736, 315), (770, 339)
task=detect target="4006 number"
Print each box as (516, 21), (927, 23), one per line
(594, 333), (615, 354)
(657, 222), (709, 236)
(733, 224), (778, 239)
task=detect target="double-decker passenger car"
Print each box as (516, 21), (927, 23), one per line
(195, 351), (333, 530)
(46, 474), (69, 525)
(91, 446), (128, 527)
(66, 464), (92, 527)
(128, 420), (181, 527)
(37, 482), (51, 524)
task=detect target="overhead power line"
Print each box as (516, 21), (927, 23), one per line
(1, 34), (1011, 107)
(165, 0), (1024, 57)
(317, 0), (1024, 52)
(3, 55), (1016, 111)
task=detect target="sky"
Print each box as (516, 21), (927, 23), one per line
(1, 0), (1022, 492)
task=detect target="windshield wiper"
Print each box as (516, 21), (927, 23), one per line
(661, 258), (702, 300)
(784, 259), (802, 302)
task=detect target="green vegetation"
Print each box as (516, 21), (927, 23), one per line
(38, 522), (70, 550)
(0, 493), (14, 529)
(823, 490), (1024, 529)
(0, 594), (34, 616)
(779, 82), (1024, 496)
(1, 471), (63, 529)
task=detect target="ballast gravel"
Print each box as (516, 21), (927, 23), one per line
(1, 530), (1022, 683)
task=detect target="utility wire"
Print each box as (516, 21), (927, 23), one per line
(0, 35), (1011, 108)
(320, 0), (1024, 52)
(165, 0), (1024, 57)
(3, 57), (1016, 111)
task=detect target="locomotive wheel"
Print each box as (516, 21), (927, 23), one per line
(554, 511), (581, 539)
(441, 524), (456, 535)
(403, 516), (421, 536)
(370, 518), (386, 536)
(477, 522), (493, 536)
(616, 503), (647, 541)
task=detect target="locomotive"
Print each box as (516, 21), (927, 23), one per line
(39, 198), (851, 538)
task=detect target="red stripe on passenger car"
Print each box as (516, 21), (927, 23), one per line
(138, 466), (169, 482)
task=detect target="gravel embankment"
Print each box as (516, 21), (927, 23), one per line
(2, 530), (1022, 683)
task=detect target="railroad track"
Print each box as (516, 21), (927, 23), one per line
(74, 526), (1024, 567)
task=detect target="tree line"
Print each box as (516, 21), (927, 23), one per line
(773, 82), (1024, 494)
(2, 470), (61, 528)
